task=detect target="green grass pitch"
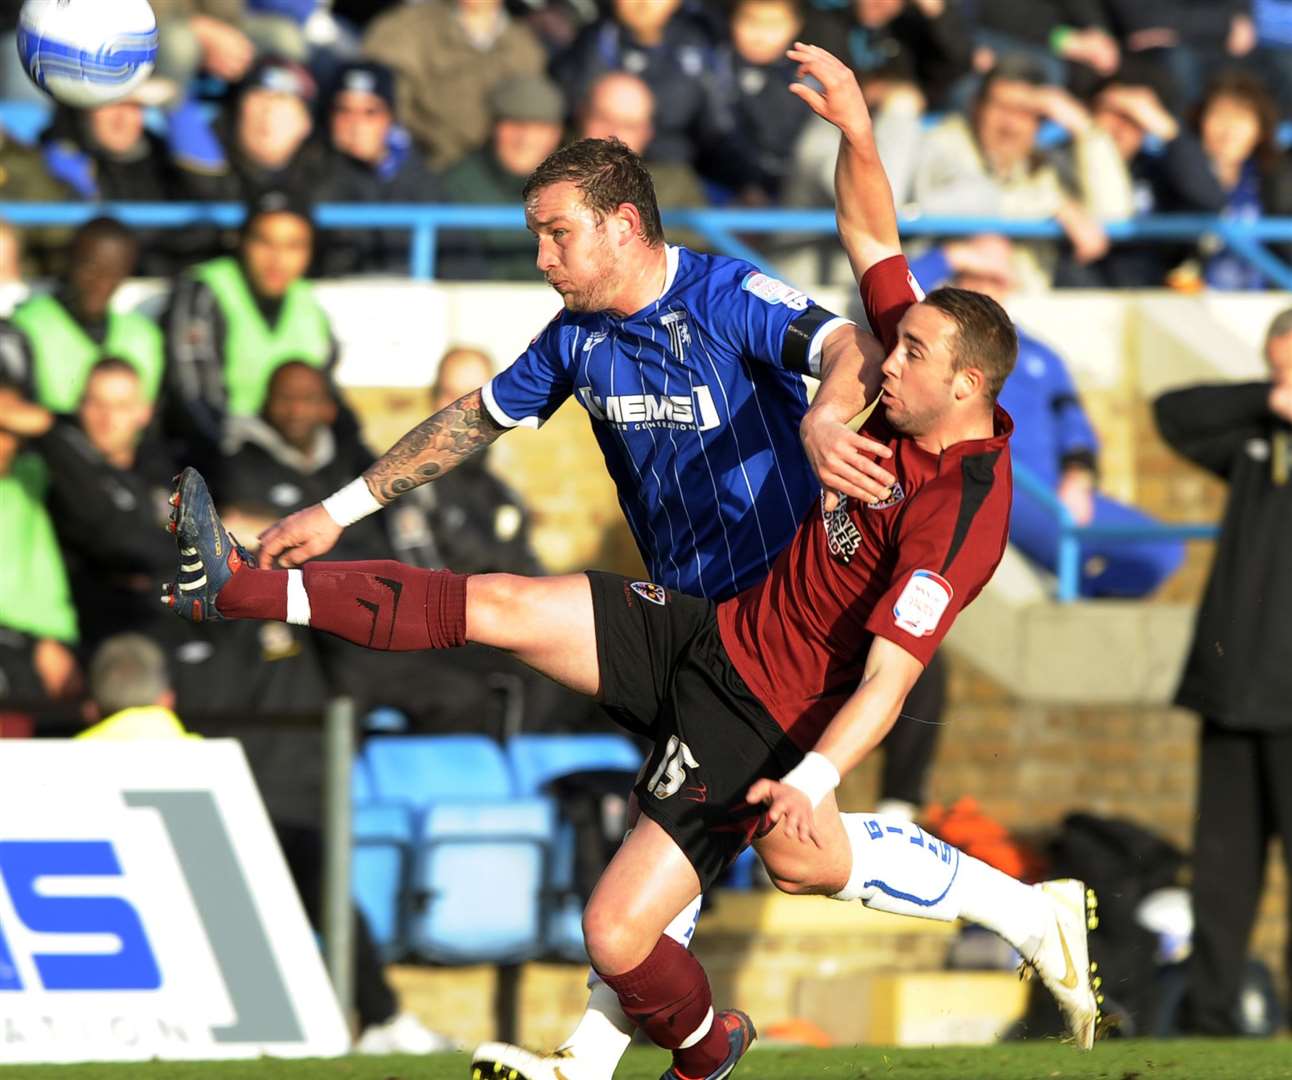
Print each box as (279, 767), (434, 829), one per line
(8, 1041), (1292, 1080)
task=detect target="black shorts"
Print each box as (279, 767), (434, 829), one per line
(586, 571), (801, 891)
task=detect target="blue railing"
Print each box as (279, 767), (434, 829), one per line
(5, 202), (1292, 284)
(1011, 462), (1218, 602)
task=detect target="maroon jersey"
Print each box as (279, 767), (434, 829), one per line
(716, 255), (1013, 751)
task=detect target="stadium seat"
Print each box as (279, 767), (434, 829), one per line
(352, 803), (416, 959)
(364, 735), (514, 806)
(407, 799), (556, 964)
(351, 756), (376, 804)
(505, 734), (642, 796)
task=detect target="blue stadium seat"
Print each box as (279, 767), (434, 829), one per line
(352, 756), (375, 804)
(0, 101), (51, 145)
(407, 799), (556, 964)
(505, 734), (642, 796)
(352, 804), (416, 959)
(364, 735), (513, 806)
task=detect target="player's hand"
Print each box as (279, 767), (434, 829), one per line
(801, 408), (896, 511)
(786, 42), (871, 138)
(33, 638), (82, 701)
(746, 779), (820, 847)
(257, 503), (344, 569)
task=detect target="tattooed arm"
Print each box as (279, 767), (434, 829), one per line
(364, 388), (506, 502)
(256, 387), (507, 568)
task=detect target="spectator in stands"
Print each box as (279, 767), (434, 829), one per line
(362, 0), (547, 172)
(714, 0), (811, 201)
(0, 122), (74, 278)
(1104, 0), (1257, 110)
(1153, 307), (1292, 1035)
(38, 80), (189, 275)
(803, 0), (973, 110)
(437, 75), (565, 282)
(0, 217), (164, 413)
(1086, 73), (1213, 286)
(150, 0), (307, 86)
(163, 189), (345, 458)
(551, 0), (757, 187)
(0, 378), (79, 724)
(0, 359), (182, 657)
(912, 55), (1126, 290)
(78, 634), (190, 740)
(317, 60), (442, 277)
(969, 0), (1120, 95)
(217, 361), (390, 562)
(575, 73), (711, 250)
(172, 55), (327, 204)
(912, 235), (1184, 596)
(40, 80), (182, 205)
(1175, 68), (1292, 290)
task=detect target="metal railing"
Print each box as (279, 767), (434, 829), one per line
(1011, 462), (1219, 603)
(5, 201), (1292, 284)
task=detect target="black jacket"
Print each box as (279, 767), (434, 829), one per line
(34, 418), (178, 654)
(1154, 381), (1292, 730)
(215, 415), (393, 563)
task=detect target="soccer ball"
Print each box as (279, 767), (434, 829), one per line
(16, 0), (158, 109)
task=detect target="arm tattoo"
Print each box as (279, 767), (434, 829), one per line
(363, 388), (507, 504)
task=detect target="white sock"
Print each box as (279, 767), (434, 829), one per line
(555, 894), (704, 1074)
(832, 813), (1048, 957)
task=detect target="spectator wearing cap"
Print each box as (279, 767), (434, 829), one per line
(150, 0), (307, 87)
(437, 74), (565, 281)
(162, 191), (348, 458)
(0, 217), (164, 413)
(316, 61), (442, 277)
(362, 0), (546, 172)
(172, 55), (329, 204)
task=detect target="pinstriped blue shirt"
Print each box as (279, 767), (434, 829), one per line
(482, 246), (849, 601)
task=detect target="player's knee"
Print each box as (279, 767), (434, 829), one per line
(466, 573), (526, 644)
(582, 903), (642, 974)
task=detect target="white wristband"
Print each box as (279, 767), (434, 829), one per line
(780, 751), (841, 809)
(321, 477), (382, 527)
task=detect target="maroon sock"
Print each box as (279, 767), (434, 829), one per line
(598, 936), (728, 1078)
(216, 560), (468, 651)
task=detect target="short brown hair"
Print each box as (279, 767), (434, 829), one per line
(521, 137), (664, 247)
(1194, 67), (1281, 174)
(924, 287), (1018, 401)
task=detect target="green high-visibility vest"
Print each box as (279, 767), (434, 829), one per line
(193, 257), (333, 417)
(12, 294), (164, 413)
(0, 453), (77, 643)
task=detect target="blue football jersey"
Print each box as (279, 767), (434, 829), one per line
(483, 246), (850, 600)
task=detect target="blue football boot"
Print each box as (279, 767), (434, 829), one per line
(162, 467), (252, 622)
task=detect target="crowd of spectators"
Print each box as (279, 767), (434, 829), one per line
(0, 1), (1281, 287)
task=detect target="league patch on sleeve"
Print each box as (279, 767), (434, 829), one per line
(741, 271), (809, 311)
(892, 570), (953, 637)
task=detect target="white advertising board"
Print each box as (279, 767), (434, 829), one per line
(0, 739), (349, 1063)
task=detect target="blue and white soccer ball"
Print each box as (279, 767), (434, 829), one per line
(16, 0), (158, 109)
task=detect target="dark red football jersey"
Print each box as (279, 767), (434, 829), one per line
(716, 255), (1014, 751)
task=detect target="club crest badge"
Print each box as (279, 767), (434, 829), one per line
(630, 581), (668, 606)
(866, 481), (906, 510)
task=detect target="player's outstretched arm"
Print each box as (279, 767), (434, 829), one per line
(746, 636), (923, 842)
(257, 388), (506, 568)
(787, 43), (902, 283)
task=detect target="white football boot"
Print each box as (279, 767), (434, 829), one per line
(1021, 878), (1101, 1050)
(471, 1042), (584, 1080)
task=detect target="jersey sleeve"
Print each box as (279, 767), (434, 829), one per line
(864, 462), (1007, 666)
(712, 264), (851, 377)
(481, 314), (574, 430)
(858, 254), (926, 354)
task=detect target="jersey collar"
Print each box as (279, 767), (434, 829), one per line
(659, 245), (680, 301)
